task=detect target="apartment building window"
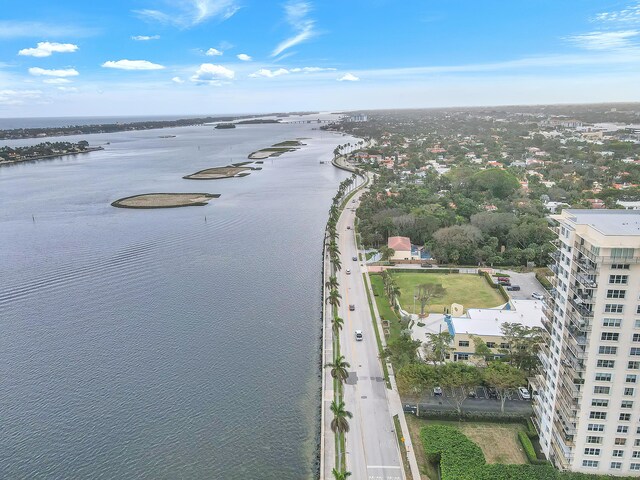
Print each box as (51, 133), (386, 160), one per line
(611, 264), (630, 270)
(615, 438), (627, 446)
(612, 248), (634, 259)
(607, 289), (627, 299)
(605, 304), (624, 314)
(456, 353), (470, 361)
(609, 275), (629, 284)
(599, 346), (618, 355)
(594, 386), (611, 394)
(595, 373), (612, 381)
(601, 332), (620, 341)
(637, 305), (640, 315)
(597, 360), (615, 368)
(636, 319), (640, 328)
(584, 448), (601, 456)
(588, 424), (605, 432)
(620, 413), (632, 422)
(624, 387), (635, 396)
(586, 436), (603, 444)
(499, 342), (509, 349)
(485, 342), (496, 348)
(603, 318), (622, 327)
(612, 450), (625, 457)
(582, 460), (599, 468)
(592, 399), (609, 407)
(590, 411), (607, 419)
(611, 462), (622, 469)
(633, 451), (640, 458)
(635, 439), (640, 446)
(634, 334), (640, 342)
(458, 340), (470, 347)
(626, 375), (637, 383)
(622, 400), (634, 408)
(637, 427), (640, 434)
(631, 463), (640, 471)
(617, 426), (629, 433)
(631, 348), (640, 356)
(629, 361), (640, 369)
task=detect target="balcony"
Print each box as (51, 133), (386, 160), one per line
(550, 250), (561, 261)
(550, 433), (573, 471)
(573, 271), (598, 289)
(541, 315), (553, 335)
(568, 297), (594, 318)
(574, 241), (640, 265)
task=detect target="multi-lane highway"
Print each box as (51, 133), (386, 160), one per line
(335, 186), (404, 480)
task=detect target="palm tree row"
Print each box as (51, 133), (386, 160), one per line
(381, 270), (401, 307)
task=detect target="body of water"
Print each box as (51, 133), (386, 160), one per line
(0, 120), (354, 479)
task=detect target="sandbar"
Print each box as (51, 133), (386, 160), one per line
(111, 193), (220, 209)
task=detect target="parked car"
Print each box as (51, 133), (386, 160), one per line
(433, 386), (443, 396)
(532, 292), (544, 300)
(349, 304), (355, 311)
(468, 389), (478, 398)
(420, 262), (431, 268)
(519, 387), (531, 400)
(497, 276), (509, 282)
(498, 280), (511, 286)
(355, 330), (363, 341)
(506, 285), (521, 291)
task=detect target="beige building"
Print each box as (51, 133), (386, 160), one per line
(534, 209), (640, 476)
(388, 236), (416, 261)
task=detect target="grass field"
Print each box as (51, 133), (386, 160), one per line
(392, 273), (504, 314)
(405, 416), (528, 479)
(369, 274), (403, 340)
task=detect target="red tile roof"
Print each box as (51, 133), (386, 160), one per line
(388, 236), (411, 251)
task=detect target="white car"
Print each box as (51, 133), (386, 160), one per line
(519, 387), (531, 400)
(532, 292), (544, 300)
(355, 330), (363, 341)
(433, 386), (443, 396)
(346, 269), (351, 275)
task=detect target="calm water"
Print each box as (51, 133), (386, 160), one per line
(0, 121), (353, 479)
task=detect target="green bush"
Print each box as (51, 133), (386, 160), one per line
(417, 410), (528, 423)
(526, 418), (538, 439)
(535, 272), (552, 290)
(518, 431), (549, 465)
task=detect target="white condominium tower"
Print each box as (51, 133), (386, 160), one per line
(535, 209), (640, 476)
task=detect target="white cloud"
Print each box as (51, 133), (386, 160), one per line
(290, 66), (336, 73)
(57, 86), (78, 92)
(249, 68), (290, 78)
(337, 73), (359, 82)
(132, 35), (160, 41)
(271, 1), (317, 57)
(566, 30), (640, 50)
(102, 60), (165, 70)
(134, 0), (240, 28)
(237, 53), (252, 61)
(172, 76), (185, 83)
(0, 89), (42, 105)
(0, 21), (96, 39)
(206, 48), (223, 56)
(28, 67), (79, 77)
(191, 63), (235, 84)
(43, 78), (72, 84)
(595, 2), (640, 24)
(18, 42), (78, 57)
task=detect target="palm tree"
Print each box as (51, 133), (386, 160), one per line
(331, 316), (344, 336)
(325, 275), (339, 291)
(332, 256), (342, 272)
(327, 289), (342, 309)
(328, 241), (340, 258)
(325, 355), (350, 382)
(332, 468), (352, 480)
(330, 400), (353, 434)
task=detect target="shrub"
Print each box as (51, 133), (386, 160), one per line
(518, 431), (549, 465)
(535, 272), (552, 290)
(526, 418), (538, 439)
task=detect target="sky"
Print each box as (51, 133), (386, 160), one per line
(1, 0), (640, 117)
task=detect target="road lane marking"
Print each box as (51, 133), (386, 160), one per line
(367, 465), (402, 469)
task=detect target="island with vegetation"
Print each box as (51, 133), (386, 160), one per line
(248, 139), (305, 159)
(214, 123), (236, 129)
(0, 140), (103, 165)
(111, 193), (220, 209)
(183, 162), (261, 180)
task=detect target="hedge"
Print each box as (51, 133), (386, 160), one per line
(518, 431), (549, 465)
(421, 425), (638, 480)
(416, 410), (528, 423)
(387, 268), (460, 274)
(526, 418), (539, 439)
(479, 271), (510, 302)
(535, 272), (552, 290)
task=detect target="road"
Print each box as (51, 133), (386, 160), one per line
(336, 187), (404, 480)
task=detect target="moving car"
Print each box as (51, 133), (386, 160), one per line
(355, 330), (363, 341)
(349, 304), (355, 311)
(347, 226), (351, 230)
(518, 387), (531, 400)
(352, 256), (358, 261)
(346, 269), (351, 275)
(532, 292), (544, 300)
(433, 386), (443, 396)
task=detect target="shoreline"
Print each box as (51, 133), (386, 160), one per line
(0, 146), (104, 166)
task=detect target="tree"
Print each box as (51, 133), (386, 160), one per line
(332, 469), (352, 480)
(423, 331), (453, 365)
(415, 283), (446, 316)
(470, 335), (493, 365)
(331, 316), (344, 337)
(325, 275), (339, 291)
(379, 245), (395, 262)
(483, 362), (526, 413)
(325, 355), (351, 383)
(328, 241), (341, 258)
(430, 225), (483, 264)
(397, 363), (438, 416)
(382, 332), (421, 367)
(499, 322), (544, 374)
(327, 289), (342, 310)
(330, 400), (353, 434)
(332, 256), (342, 272)
(439, 363), (482, 415)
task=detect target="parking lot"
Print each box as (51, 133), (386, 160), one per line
(495, 271), (546, 301)
(403, 385), (534, 415)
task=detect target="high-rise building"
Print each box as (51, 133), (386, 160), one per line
(534, 209), (640, 476)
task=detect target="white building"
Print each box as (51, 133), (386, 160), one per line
(534, 209), (640, 476)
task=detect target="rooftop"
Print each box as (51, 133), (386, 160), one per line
(388, 236), (411, 251)
(449, 299), (544, 337)
(561, 209), (640, 236)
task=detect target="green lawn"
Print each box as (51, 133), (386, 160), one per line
(369, 274), (403, 340)
(392, 273), (504, 314)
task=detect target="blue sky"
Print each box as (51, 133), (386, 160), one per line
(1, 0), (640, 116)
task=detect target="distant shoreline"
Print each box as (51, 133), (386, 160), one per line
(0, 146), (104, 166)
